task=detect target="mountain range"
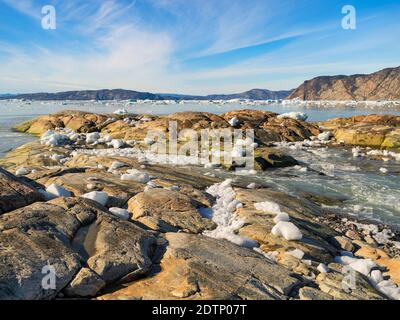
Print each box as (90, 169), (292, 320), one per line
(289, 66), (400, 101)
(0, 88), (292, 101)
(1, 66), (399, 101)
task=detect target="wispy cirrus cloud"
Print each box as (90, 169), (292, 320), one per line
(0, 0), (399, 94)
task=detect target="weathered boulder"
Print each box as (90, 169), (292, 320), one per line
(0, 197), (158, 299)
(259, 117), (320, 143)
(235, 188), (339, 263)
(15, 111), (110, 135)
(221, 109), (277, 128)
(127, 189), (216, 233)
(99, 233), (302, 300)
(64, 268), (106, 297)
(0, 202), (84, 300)
(254, 148), (298, 170)
(299, 286), (334, 300)
(316, 270), (385, 300)
(0, 141), (71, 170)
(74, 213), (157, 284)
(353, 240), (400, 286)
(0, 167), (43, 215)
(320, 114), (400, 149)
(40, 170), (146, 208)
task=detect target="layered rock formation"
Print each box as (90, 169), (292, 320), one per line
(289, 66), (400, 101)
(0, 109), (399, 300)
(320, 114), (400, 149)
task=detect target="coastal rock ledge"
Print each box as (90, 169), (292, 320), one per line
(0, 109), (399, 300)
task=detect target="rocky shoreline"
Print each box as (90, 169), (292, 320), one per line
(0, 109), (399, 300)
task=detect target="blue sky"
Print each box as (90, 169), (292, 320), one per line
(0, 0), (399, 94)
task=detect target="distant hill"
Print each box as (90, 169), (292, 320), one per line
(202, 89), (293, 100)
(1, 89), (162, 101)
(1, 88), (292, 101)
(289, 66), (400, 101)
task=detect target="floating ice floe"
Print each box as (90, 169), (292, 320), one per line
(15, 167), (29, 176)
(271, 221), (303, 241)
(109, 207), (130, 220)
(203, 179), (258, 248)
(277, 112), (308, 121)
(113, 108), (129, 115)
(46, 183), (72, 198)
(82, 191), (109, 206)
(379, 167), (388, 174)
(121, 169), (150, 184)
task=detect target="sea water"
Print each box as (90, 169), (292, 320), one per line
(0, 100), (399, 227)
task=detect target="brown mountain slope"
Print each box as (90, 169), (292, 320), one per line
(289, 66), (400, 101)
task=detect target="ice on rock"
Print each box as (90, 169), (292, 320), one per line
(274, 212), (290, 223)
(109, 139), (124, 149)
(203, 179), (258, 249)
(15, 167), (29, 176)
(376, 280), (400, 300)
(317, 131), (333, 141)
(121, 169), (150, 184)
(146, 180), (158, 189)
(228, 116), (239, 127)
(113, 109), (129, 115)
(254, 201), (282, 215)
(204, 163), (220, 169)
(101, 134), (113, 143)
(271, 221), (303, 241)
(38, 189), (54, 201)
(82, 191), (109, 206)
(277, 112), (308, 121)
(109, 207), (130, 220)
(50, 154), (65, 162)
(348, 259), (377, 276)
(231, 146), (245, 158)
(370, 270), (384, 285)
(317, 263), (330, 273)
(46, 184), (72, 198)
(86, 132), (100, 144)
(144, 137), (156, 145)
(110, 161), (125, 170)
(286, 249), (304, 260)
(41, 130), (70, 147)
(334, 255), (359, 265)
